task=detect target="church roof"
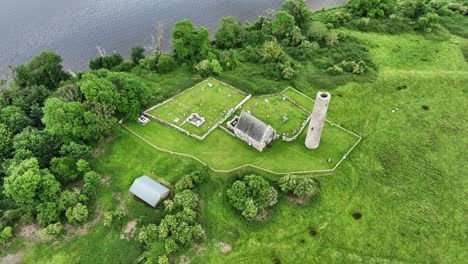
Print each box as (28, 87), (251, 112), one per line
(235, 111), (272, 143)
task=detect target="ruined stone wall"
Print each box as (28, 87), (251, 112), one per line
(305, 92), (331, 149)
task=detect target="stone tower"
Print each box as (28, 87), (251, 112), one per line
(305, 92), (331, 149)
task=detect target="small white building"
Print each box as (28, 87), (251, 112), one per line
(129, 176), (170, 207)
(138, 115), (150, 125)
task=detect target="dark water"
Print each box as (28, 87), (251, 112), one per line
(0, 0), (345, 77)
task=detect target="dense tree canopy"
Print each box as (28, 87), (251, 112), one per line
(215, 17), (244, 49)
(3, 158), (60, 210)
(272, 11), (296, 40)
(347, 0), (397, 18)
(171, 20), (210, 62)
(131, 46), (145, 64)
(281, 0), (311, 30)
(14, 51), (70, 90)
(227, 174), (278, 218)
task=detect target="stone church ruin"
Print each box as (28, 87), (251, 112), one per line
(227, 111), (276, 152)
(305, 92), (331, 149)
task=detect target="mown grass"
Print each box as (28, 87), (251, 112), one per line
(17, 25), (468, 264)
(234, 93), (309, 136)
(147, 78), (247, 136)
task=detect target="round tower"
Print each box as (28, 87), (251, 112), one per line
(305, 92), (331, 149)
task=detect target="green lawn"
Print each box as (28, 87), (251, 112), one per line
(147, 78), (248, 136)
(233, 93), (309, 136)
(15, 23), (468, 264)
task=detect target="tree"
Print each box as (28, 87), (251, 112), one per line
(215, 17), (244, 49)
(0, 105), (32, 134)
(138, 224), (159, 246)
(261, 40), (284, 63)
(14, 51), (70, 90)
(281, 0), (312, 30)
(139, 54), (160, 71)
(103, 208), (125, 228)
(65, 203), (88, 225)
(10, 85), (52, 127)
(194, 60), (223, 77)
(37, 202), (60, 226)
(42, 98), (86, 141)
(279, 175), (319, 198)
(272, 11), (296, 40)
(0, 124), (13, 162)
(50, 157), (79, 183)
(79, 73), (120, 112)
(104, 71), (150, 118)
(227, 174), (278, 218)
(58, 190), (79, 212)
(3, 158), (61, 210)
(81, 171), (101, 200)
(173, 190), (199, 210)
(219, 50), (238, 70)
(13, 127), (62, 167)
(157, 208), (205, 253)
(131, 46), (145, 64)
(171, 20), (210, 62)
(89, 53), (124, 70)
(157, 54), (176, 73)
(60, 141), (93, 161)
(347, 0), (397, 18)
(40, 222), (63, 240)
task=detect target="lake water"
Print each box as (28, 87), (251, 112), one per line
(0, 0), (345, 77)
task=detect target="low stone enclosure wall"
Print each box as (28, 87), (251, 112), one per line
(144, 78), (251, 141)
(144, 80), (334, 145)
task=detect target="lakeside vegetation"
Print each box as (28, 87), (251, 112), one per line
(0, 0), (467, 263)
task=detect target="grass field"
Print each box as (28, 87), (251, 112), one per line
(13, 20), (468, 264)
(147, 78), (248, 136)
(233, 93), (309, 137)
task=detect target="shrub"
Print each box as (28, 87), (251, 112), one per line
(158, 208), (205, 253)
(112, 61), (136, 72)
(139, 54), (160, 71)
(89, 53), (124, 70)
(37, 202), (60, 226)
(173, 190), (198, 210)
(227, 174), (278, 219)
(282, 67), (297, 80)
(0, 226), (13, 244)
(138, 223), (158, 246)
(279, 175), (319, 198)
(194, 59), (223, 77)
(65, 203), (88, 225)
(416, 13), (440, 32)
(81, 171), (101, 201)
(158, 256), (169, 264)
(157, 54), (176, 73)
(103, 208), (126, 228)
(59, 190), (79, 212)
(131, 46), (145, 64)
(347, 0), (397, 18)
(40, 222), (63, 240)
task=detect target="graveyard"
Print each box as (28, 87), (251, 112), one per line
(126, 80), (360, 173)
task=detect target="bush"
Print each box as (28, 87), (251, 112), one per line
(89, 53), (124, 70)
(157, 54), (177, 73)
(138, 223), (158, 246)
(139, 54), (160, 71)
(172, 190), (198, 210)
(282, 67), (297, 80)
(347, 0), (397, 18)
(416, 13), (440, 32)
(103, 208), (126, 228)
(59, 190), (79, 212)
(81, 171), (101, 201)
(194, 59), (223, 77)
(0, 226), (13, 244)
(227, 174), (278, 219)
(157, 208), (205, 253)
(40, 222), (63, 240)
(65, 203), (88, 225)
(112, 61), (136, 72)
(131, 46), (145, 64)
(37, 202), (60, 226)
(279, 175), (319, 198)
